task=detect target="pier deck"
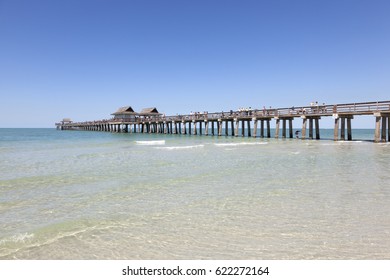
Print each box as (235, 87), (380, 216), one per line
(56, 101), (390, 142)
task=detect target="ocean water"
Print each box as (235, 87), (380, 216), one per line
(0, 128), (389, 259)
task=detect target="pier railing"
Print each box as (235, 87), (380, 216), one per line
(141, 101), (390, 123)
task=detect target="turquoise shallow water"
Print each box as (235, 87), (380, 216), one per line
(0, 128), (389, 259)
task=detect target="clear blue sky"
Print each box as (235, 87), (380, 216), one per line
(1, 0), (389, 128)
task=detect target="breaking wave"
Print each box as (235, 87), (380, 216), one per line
(135, 140), (166, 145)
(214, 142), (268, 147)
(155, 144), (204, 150)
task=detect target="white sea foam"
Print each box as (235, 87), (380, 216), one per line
(214, 142), (268, 147)
(155, 144), (204, 150)
(337, 140), (364, 144)
(0, 233), (34, 245)
(135, 140), (165, 145)
(378, 142), (390, 145)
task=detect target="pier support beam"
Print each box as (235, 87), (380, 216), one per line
(260, 120), (264, 138)
(225, 120), (229, 136)
(315, 118), (320, 140)
(253, 119), (258, 138)
(347, 118), (352, 141)
(333, 115), (339, 141)
(266, 119), (271, 138)
(309, 118), (313, 139)
(182, 121), (186, 135)
(218, 120), (222, 136)
(193, 121), (197, 135)
(274, 117), (280, 138)
(174, 122), (178, 134)
(301, 117), (307, 140)
(282, 119), (287, 138)
(377, 114), (390, 142)
(205, 121), (209, 136)
(382, 117), (387, 142)
(374, 115), (381, 142)
(340, 118), (346, 140)
(387, 117), (390, 141)
(235, 119), (239, 137)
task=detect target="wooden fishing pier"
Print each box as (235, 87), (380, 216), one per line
(56, 101), (390, 142)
